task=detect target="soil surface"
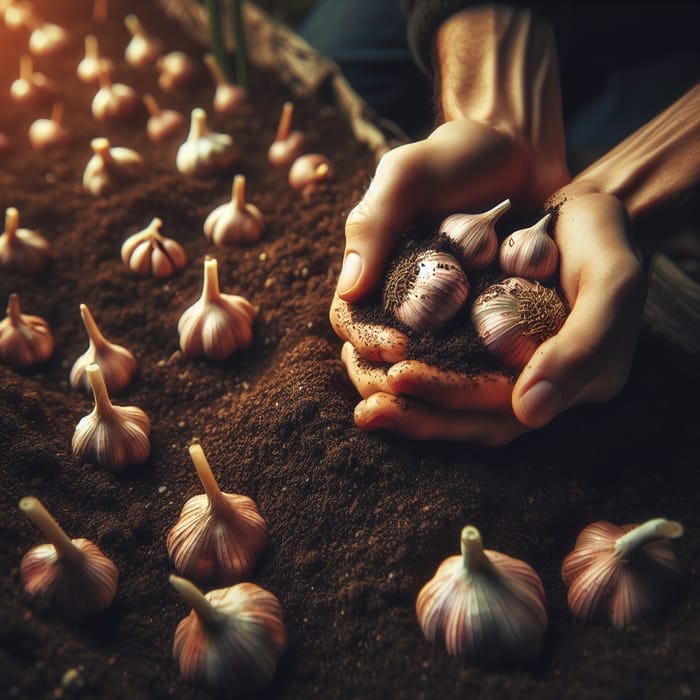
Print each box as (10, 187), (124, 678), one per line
(1, 2), (699, 700)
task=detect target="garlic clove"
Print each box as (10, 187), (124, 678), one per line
(157, 51), (197, 92)
(91, 68), (140, 122)
(170, 575), (287, 692)
(499, 213), (559, 280)
(440, 198), (510, 270)
(77, 35), (114, 85)
(167, 443), (269, 587)
(203, 174), (264, 246)
(416, 525), (547, 667)
(470, 277), (567, 369)
(70, 303), (137, 395)
(28, 101), (72, 151)
(0, 293), (54, 369)
(288, 153), (334, 190)
(383, 248), (469, 333)
(176, 108), (238, 177)
(124, 14), (163, 69)
(0, 206), (51, 275)
(203, 52), (247, 115)
(82, 137), (145, 197)
(72, 363), (150, 471)
(268, 101), (306, 167)
(177, 257), (255, 361)
(10, 54), (57, 108)
(561, 518), (684, 628)
(19, 496), (118, 618)
(121, 217), (188, 278)
(29, 21), (71, 57)
(143, 94), (186, 142)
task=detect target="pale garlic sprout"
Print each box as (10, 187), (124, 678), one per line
(499, 213), (559, 280)
(0, 206), (51, 275)
(70, 303), (137, 395)
(10, 54), (56, 108)
(167, 443), (269, 587)
(77, 34), (114, 85)
(176, 108), (237, 177)
(416, 525), (547, 667)
(268, 101), (305, 167)
(121, 217), (187, 278)
(171, 575), (287, 693)
(288, 153), (334, 190)
(177, 256), (255, 361)
(143, 94), (186, 142)
(19, 496), (118, 618)
(0, 293), (54, 369)
(72, 363), (151, 471)
(82, 137), (145, 197)
(204, 174), (264, 246)
(91, 67), (139, 122)
(124, 14), (163, 69)
(203, 52), (247, 115)
(29, 101), (71, 151)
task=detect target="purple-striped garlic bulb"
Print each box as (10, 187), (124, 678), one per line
(204, 175), (264, 246)
(499, 213), (559, 280)
(268, 102), (305, 167)
(0, 293), (54, 369)
(121, 217), (187, 278)
(176, 108), (237, 177)
(0, 207), (51, 275)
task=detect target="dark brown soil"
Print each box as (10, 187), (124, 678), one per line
(1, 2), (699, 700)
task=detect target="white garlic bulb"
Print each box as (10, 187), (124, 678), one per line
(499, 213), (559, 280)
(167, 444), (269, 587)
(440, 199), (511, 269)
(288, 153), (334, 190)
(3, 1), (35, 30)
(29, 101), (71, 151)
(77, 35), (114, 85)
(170, 575), (287, 693)
(19, 496), (119, 618)
(29, 21), (70, 56)
(562, 518), (684, 628)
(91, 69), (139, 122)
(204, 175), (264, 246)
(157, 51), (197, 92)
(121, 217), (187, 278)
(72, 363), (151, 471)
(203, 52), (247, 115)
(0, 206), (51, 275)
(268, 101), (305, 167)
(70, 303), (137, 395)
(124, 14), (163, 69)
(178, 257), (255, 361)
(416, 525), (547, 667)
(0, 293), (54, 369)
(383, 248), (469, 333)
(176, 108), (237, 177)
(10, 54), (56, 108)
(143, 94), (186, 142)
(471, 277), (567, 369)
(83, 137), (145, 197)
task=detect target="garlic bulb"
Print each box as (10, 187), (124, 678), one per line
(471, 277), (567, 369)
(203, 52), (247, 115)
(177, 257), (255, 361)
(29, 101), (71, 151)
(499, 213), (559, 280)
(143, 94), (186, 142)
(0, 206), (51, 275)
(83, 137), (145, 197)
(416, 525), (547, 666)
(121, 217), (187, 278)
(72, 363), (151, 471)
(268, 101), (306, 167)
(0, 293), (54, 369)
(167, 443), (269, 587)
(10, 54), (56, 108)
(170, 575), (287, 692)
(19, 496), (119, 618)
(288, 153), (334, 190)
(124, 14), (163, 69)
(77, 35), (114, 85)
(561, 518), (684, 628)
(204, 175), (264, 246)
(157, 51), (197, 92)
(29, 21), (70, 56)
(70, 303), (137, 395)
(91, 68), (139, 122)
(176, 108), (237, 177)
(3, 0), (35, 30)
(440, 199), (510, 270)
(383, 248), (469, 333)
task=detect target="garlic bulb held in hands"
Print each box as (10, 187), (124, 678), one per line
(143, 94), (186, 143)
(10, 54), (57, 108)
(77, 35), (114, 85)
(176, 108), (237, 177)
(416, 525), (547, 667)
(561, 518), (684, 628)
(121, 217), (187, 278)
(471, 277), (567, 369)
(288, 153), (334, 191)
(70, 303), (137, 395)
(0, 207), (51, 275)
(124, 14), (163, 69)
(203, 52), (247, 115)
(167, 444), (269, 587)
(0, 293), (54, 369)
(72, 363), (151, 471)
(499, 213), (559, 280)
(92, 68), (139, 122)
(268, 101), (305, 167)
(29, 101), (71, 151)
(171, 575), (287, 692)
(204, 175), (264, 246)
(83, 137), (145, 197)
(178, 257), (255, 361)
(19, 496), (119, 618)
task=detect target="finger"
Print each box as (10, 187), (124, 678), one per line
(341, 342), (391, 398)
(354, 393), (529, 446)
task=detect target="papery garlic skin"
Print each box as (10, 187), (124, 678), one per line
(499, 213), (559, 280)
(204, 175), (264, 246)
(0, 293), (54, 369)
(176, 108), (237, 177)
(562, 518), (684, 628)
(83, 137), (145, 197)
(383, 249), (469, 333)
(121, 217), (187, 278)
(29, 101), (71, 151)
(288, 154), (334, 190)
(0, 207), (51, 275)
(471, 277), (567, 369)
(29, 22), (70, 56)
(268, 102), (305, 167)
(416, 525), (547, 667)
(77, 35), (114, 85)
(124, 14), (163, 69)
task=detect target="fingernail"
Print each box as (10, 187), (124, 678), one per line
(337, 252), (362, 296)
(519, 380), (562, 427)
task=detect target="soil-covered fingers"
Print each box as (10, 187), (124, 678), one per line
(341, 342), (391, 398)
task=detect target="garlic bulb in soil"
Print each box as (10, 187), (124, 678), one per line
(167, 444), (269, 587)
(28, 21), (70, 56)
(72, 363), (150, 471)
(143, 94), (186, 142)
(561, 518), (684, 628)
(10, 54), (56, 108)
(176, 108), (237, 177)
(471, 277), (567, 370)
(268, 101), (306, 167)
(19, 496), (118, 618)
(383, 248), (469, 333)
(70, 303), (137, 395)
(0, 293), (54, 369)
(170, 575), (287, 693)
(77, 35), (114, 85)
(177, 257), (255, 361)
(124, 14), (163, 69)
(121, 217), (187, 278)
(91, 68), (139, 122)
(29, 101), (71, 151)
(288, 153), (334, 190)
(499, 213), (559, 280)
(3, 1), (35, 30)
(203, 52), (247, 115)
(0, 206), (51, 275)
(157, 51), (197, 92)
(204, 175), (264, 246)
(416, 525), (547, 667)
(440, 198), (511, 270)
(83, 137), (145, 196)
